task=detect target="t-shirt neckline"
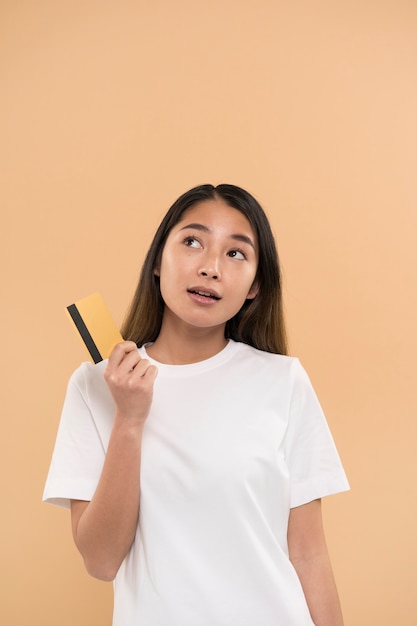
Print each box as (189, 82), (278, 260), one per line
(139, 339), (240, 376)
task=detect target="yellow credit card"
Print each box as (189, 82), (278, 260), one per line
(66, 292), (123, 363)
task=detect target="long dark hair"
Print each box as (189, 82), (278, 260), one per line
(121, 184), (287, 355)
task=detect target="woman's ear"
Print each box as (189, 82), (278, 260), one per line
(153, 250), (163, 277)
(246, 281), (259, 300)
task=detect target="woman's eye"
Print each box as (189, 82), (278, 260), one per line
(184, 236), (201, 248)
(228, 249), (246, 260)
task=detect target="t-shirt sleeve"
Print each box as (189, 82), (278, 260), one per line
(42, 365), (107, 509)
(285, 359), (350, 508)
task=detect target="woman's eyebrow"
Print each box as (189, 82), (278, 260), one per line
(179, 222), (210, 233)
(179, 223), (256, 250)
(230, 233), (256, 249)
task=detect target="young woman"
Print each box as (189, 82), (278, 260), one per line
(44, 184), (349, 626)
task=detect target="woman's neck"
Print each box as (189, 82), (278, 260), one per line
(146, 318), (228, 365)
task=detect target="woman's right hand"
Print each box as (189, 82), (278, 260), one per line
(104, 341), (158, 425)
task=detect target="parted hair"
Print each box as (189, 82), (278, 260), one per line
(121, 184), (288, 355)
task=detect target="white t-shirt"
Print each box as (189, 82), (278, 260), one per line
(43, 340), (349, 626)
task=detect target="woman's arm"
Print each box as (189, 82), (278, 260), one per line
(70, 342), (158, 582)
(287, 499), (344, 626)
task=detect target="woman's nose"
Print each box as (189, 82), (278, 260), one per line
(198, 256), (221, 280)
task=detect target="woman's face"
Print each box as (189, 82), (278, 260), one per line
(155, 198), (259, 334)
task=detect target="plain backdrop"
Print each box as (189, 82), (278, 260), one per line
(1, 1), (416, 625)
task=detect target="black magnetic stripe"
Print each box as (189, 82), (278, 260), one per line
(67, 304), (103, 364)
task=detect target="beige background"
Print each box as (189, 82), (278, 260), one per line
(2, 1), (416, 624)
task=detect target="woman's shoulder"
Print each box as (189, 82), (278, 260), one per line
(67, 358), (109, 392)
(234, 341), (302, 373)
(235, 340), (295, 360)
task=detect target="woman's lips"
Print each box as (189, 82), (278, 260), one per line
(187, 288), (221, 302)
